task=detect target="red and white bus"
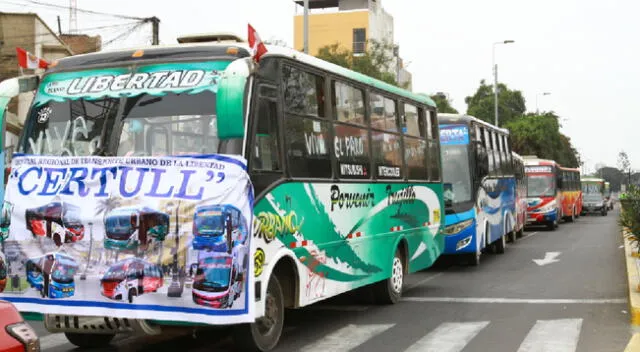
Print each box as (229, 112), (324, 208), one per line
(523, 157), (564, 230)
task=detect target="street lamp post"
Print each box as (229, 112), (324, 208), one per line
(167, 201), (183, 297)
(493, 40), (515, 127)
(303, 0), (309, 54)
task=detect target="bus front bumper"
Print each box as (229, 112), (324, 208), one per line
(526, 209), (558, 225)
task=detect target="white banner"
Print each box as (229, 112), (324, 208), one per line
(0, 154), (255, 325)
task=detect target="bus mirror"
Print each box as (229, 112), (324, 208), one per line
(216, 58), (252, 140)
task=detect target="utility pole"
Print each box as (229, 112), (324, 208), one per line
(57, 16), (62, 36)
(303, 0), (309, 53)
(492, 40), (515, 127)
(150, 16), (160, 45)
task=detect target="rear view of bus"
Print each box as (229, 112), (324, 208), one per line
(581, 177), (608, 216)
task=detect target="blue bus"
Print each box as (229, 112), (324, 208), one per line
(192, 204), (247, 253)
(26, 253), (78, 298)
(438, 113), (517, 266)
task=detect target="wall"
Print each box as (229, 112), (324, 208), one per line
(293, 10), (369, 55)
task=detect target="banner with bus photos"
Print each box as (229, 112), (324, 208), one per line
(0, 154), (255, 325)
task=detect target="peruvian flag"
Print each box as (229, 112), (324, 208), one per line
(248, 24), (268, 63)
(16, 47), (49, 69)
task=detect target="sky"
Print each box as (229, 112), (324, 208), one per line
(3, 0), (639, 173)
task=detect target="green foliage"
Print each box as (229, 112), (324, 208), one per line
(595, 166), (625, 192)
(503, 112), (580, 168)
(619, 185), (640, 252)
(464, 79), (526, 126)
(316, 39), (403, 88)
(430, 93), (459, 114)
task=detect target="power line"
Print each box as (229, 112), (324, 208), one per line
(0, 21), (143, 41)
(14, 0), (145, 20)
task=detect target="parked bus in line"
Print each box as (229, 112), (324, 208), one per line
(523, 156), (564, 230)
(5, 34), (446, 351)
(24, 200), (84, 247)
(581, 176), (608, 216)
(604, 181), (614, 210)
(511, 152), (527, 241)
(558, 165), (583, 222)
(104, 206), (170, 253)
(193, 204), (248, 253)
(437, 113), (516, 266)
(25, 253), (78, 299)
(100, 258), (164, 303)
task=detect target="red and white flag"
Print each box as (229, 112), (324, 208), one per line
(16, 47), (49, 69)
(248, 24), (268, 63)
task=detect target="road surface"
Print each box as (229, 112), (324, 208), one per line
(33, 208), (632, 351)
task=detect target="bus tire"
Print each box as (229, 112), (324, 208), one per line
(466, 251), (480, 266)
(128, 288), (136, 303)
(65, 332), (115, 348)
(232, 274), (284, 352)
(373, 248), (404, 304)
(494, 234), (506, 254)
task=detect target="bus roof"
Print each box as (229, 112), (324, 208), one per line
(558, 165), (580, 172)
(44, 42), (436, 108)
(511, 151), (524, 162)
(581, 176), (604, 182)
(436, 113), (510, 135)
(524, 158), (558, 167)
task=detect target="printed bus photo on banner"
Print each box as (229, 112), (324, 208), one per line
(0, 154), (255, 324)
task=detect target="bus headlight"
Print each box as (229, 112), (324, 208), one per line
(537, 201), (556, 213)
(444, 219), (474, 235)
(6, 322), (40, 352)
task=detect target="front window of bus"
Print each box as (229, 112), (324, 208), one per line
(18, 61), (238, 157)
(51, 263), (76, 284)
(105, 215), (134, 238)
(527, 175), (555, 197)
(440, 124), (472, 210)
(195, 215), (224, 236)
(194, 265), (231, 292)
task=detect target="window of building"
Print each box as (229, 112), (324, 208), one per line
(353, 28), (366, 54)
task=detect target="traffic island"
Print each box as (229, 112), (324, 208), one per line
(622, 227), (640, 326)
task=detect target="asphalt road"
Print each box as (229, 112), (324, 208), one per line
(33, 208), (633, 351)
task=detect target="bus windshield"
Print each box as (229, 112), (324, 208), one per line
(51, 263), (76, 284)
(195, 266), (231, 292)
(18, 61), (238, 157)
(195, 215), (224, 235)
(526, 174), (555, 197)
(582, 183), (603, 195)
(105, 215), (134, 236)
(440, 124), (472, 206)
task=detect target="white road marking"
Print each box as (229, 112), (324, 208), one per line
(300, 323), (394, 351)
(307, 305), (371, 312)
(38, 333), (70, 350)
(520, 231), (540, 241)
(404, 321), (489, 352)
(405, 272), (444, 291)
(533, 251), (562, 266)
(402, 297), (627, 304)
(516, 318), (582, 352)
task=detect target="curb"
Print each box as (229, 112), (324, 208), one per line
(625, 333), (640, 352)
(622, 227), (640, 325)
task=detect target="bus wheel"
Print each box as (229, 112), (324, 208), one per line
(65, 332), (115, 348)
(373, 248), (404, 304)
(494, 234), (506, 254)
(232, 275), (284, 352)
(128, 288), (136, 303)
(466, 252), (480, 266)
(53, 233), (62, 247)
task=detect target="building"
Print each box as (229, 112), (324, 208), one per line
(0, 12), (100, 159)
(293, 0), (412, 90)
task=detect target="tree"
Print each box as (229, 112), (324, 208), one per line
(316, 39), (403, 88)
(430, 93), (459, 114)
(618, 150), (631, 186)
(504, 112), (580, 168)
(464, 80), (526, 126)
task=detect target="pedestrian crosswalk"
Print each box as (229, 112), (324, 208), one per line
(294, 318), (586, 352)
(38, 317), (591, 351)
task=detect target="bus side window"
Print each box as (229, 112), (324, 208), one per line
(475, 125), (489, 179)
(253, 96), (282, 172)
(427, 110), (440, 181)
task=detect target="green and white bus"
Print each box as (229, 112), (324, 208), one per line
(1, 33), (446, 351)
